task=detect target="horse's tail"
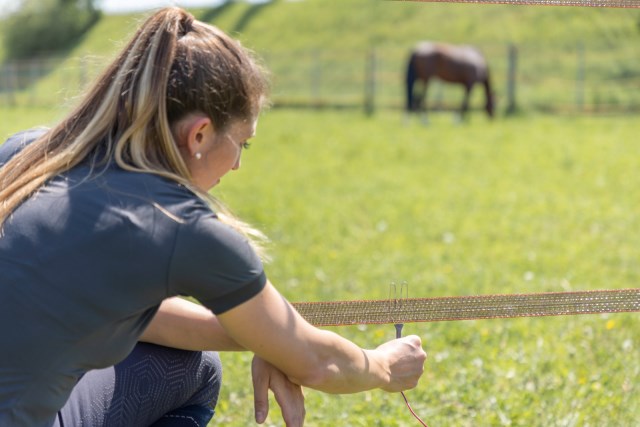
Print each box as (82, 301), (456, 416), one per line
(405, 52), (417, 112)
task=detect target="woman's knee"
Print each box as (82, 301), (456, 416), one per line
(58, 345), (223, 427)
(129, 343), (222, 408)
(156, 350), (222, 426)
(196, 351), (222, 407)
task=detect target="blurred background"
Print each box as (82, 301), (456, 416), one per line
(1, 0), (639, 116)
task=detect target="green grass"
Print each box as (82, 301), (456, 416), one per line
(3, 1), (639, 57)
(1, 106), (638, 426)
(195, 1), (639, 51)
(0, 106), (63, 140)
(206, 109), (639, 426)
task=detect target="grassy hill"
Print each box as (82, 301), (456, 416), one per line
(1, 1), (640, 113)
(38, 0), (637, 53)
(200, 1), (639, 51)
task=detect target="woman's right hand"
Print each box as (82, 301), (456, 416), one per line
(218, 282), (427, 394)
(372, 335), (427, 392)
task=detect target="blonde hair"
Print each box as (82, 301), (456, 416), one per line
(0, 7), (270, 256)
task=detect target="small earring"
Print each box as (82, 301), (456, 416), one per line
(195, 152), (202, 160)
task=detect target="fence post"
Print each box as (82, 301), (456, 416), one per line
(7, 62), (18, 108)
(505, 44), (518, 115)
(0, 62), (14, 107)
(364, 47), (376, 116)
(311, 49), (321, 108)
(576, 42), (585, 112)
(29, 58), (40, 107)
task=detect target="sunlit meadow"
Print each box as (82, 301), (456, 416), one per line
(213, 109), (639, 427)
(1, 88), (639, 427)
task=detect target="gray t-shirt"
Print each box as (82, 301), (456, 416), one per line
(0, 130), (266, 426)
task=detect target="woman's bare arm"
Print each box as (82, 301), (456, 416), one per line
(139, 296), (243, 351)
(217, 281), (426, 394)
(140, 295), (308, 425)
(139, 287), (426, 394)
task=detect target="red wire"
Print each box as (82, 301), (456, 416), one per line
(401, 391), (429, 427)
(395, 320), (428, 425)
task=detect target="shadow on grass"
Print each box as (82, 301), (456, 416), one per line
(232, 0), (279, 34)
(199, 1), (235, 23)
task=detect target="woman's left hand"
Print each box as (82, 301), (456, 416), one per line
(252, 355), (306, 426)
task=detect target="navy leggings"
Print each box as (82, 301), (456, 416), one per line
(55, 342), (222, 427)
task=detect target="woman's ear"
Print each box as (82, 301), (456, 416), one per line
(184, 115), (214, 158)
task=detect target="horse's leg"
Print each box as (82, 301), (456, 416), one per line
(404, 80), (426, 126)
(420, 79), (430, 125)
(457, 83), (472, 123)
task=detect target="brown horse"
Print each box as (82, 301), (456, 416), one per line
(406, 42), (495, 120)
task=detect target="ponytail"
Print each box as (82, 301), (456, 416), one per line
(0, 7), (270, 256)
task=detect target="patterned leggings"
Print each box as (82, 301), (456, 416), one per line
(55, 342), (222, 427)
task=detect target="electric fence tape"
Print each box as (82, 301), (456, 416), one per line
(291, 288), (640, 326)
(392, 0), (640, 8)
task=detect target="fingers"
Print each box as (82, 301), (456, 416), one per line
(252, 357), (270, 424)
(252, 356), (306, 427)
(377, 335), (427, 392)
(272, 377), (305, 427)
(404, 334), (423, 347)
(406, 335), (428, 366)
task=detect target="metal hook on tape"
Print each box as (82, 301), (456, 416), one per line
(389, 281), (408, 338)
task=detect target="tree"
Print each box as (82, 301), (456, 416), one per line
(3, 0), (101, 60)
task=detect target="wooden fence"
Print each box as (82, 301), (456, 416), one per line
(1, 43), (639, 115)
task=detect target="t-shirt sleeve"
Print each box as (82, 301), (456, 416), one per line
(168, 210), (267, 314)
(0, 128), (48, 166)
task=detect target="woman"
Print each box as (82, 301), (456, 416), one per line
(0, 7), (426, 427)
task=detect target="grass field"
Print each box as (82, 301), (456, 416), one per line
(208, 109), (640, 427)
(5, 106), (637, 426)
